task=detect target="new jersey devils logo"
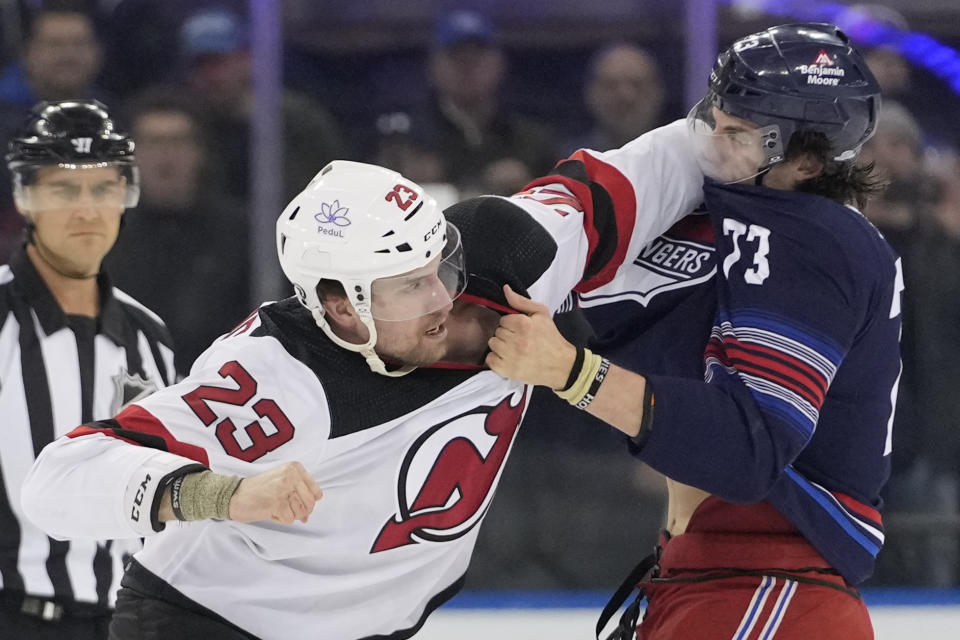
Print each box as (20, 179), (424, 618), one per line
(371, 389), (528, 553)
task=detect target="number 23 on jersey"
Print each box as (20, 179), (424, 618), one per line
(181, 361), (296, 462)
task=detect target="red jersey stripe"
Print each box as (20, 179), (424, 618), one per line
(833, 491), (883, 529)
(723, 345), (827, 407)
(69, 404), (210, 466)
(725, 338), (829, 395)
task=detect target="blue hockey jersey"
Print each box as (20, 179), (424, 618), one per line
(581, 179), (902, 586)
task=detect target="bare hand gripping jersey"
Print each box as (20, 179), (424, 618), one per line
(21, 121), (704, 639)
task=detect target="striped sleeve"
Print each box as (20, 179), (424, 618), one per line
(636, 314), (855, 503)
(633, 272), (862, 503)
(704, 309), (842, 442)
(632, 194), (868, 504)
(448, 120), (704, 315)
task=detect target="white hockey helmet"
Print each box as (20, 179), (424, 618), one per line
(277, 160), (466, 376)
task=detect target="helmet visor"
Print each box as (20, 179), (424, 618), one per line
(370, 223), (467, 321)
(687, 98), (784, 184)
(14, 162), (140, 212)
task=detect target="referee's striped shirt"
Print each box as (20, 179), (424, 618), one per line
(0, 247), (175, 609)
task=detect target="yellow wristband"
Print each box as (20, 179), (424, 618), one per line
(555, 349), (603, 405)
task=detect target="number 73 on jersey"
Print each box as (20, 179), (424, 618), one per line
(722, 218), (771, 285)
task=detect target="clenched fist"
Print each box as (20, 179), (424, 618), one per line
(229, 461), (323, 525)
(485, 284), (577, 389)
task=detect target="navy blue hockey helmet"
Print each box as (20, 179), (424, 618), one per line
(6, 99), (140, 208)
(705, 23), (880, 166)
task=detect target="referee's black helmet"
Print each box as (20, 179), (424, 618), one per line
(5, 99), (140, 207)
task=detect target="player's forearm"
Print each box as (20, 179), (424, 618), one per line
(578, 362), (648, 437)
(629, 373), (806, 503)
(160, 462), (323, 526)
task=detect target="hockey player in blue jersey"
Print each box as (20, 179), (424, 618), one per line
(487, 23), (899, 640)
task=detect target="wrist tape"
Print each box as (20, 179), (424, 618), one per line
(170, 471), (243, 521)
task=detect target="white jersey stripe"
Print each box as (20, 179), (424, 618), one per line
(65, 539), (98, 603)
(758, 579), (797, 640)
(730, 575), (775, 640)
(0, 348), (55, 597)
(739, 372), (820, 426)
(804, 476), (885, 544)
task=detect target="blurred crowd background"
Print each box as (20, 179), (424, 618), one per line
(1, 0), (959, 592)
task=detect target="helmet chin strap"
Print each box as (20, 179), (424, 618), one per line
(309, 307), (416, 378)
(754, 167), (771, 186)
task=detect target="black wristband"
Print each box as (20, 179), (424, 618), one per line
(575, 357), (610, 410)
(169, 474), (187, 521)
(560, 346), (586, 392)
(151, 464), (206, 532)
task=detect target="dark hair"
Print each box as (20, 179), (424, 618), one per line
(315, 279), (346, 302)
(787, 130), (884, 210)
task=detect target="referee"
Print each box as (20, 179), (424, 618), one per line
(0, 100), (175, 638)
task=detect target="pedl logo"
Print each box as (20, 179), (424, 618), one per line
(315, 200), (351, 237)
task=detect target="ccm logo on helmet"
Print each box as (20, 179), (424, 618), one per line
(424, 220), (442, 243)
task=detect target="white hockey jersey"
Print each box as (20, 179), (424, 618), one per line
(21, 120), (703, 639)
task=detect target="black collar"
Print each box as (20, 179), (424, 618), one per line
(9, 245), (127, 344)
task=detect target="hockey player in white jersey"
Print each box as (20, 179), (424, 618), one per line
(21, 120), (702, 640)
